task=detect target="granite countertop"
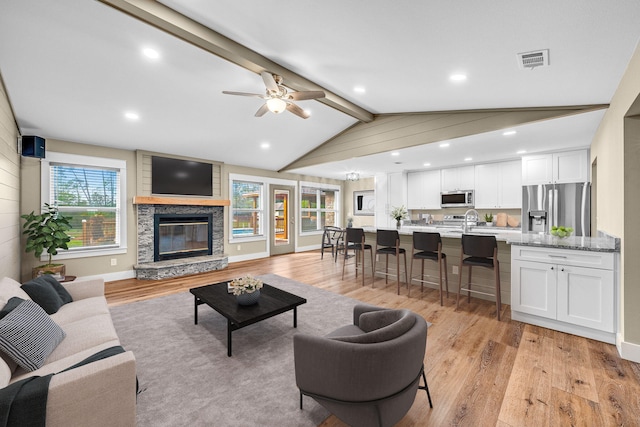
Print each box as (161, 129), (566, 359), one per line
(506, 233), (620, 253)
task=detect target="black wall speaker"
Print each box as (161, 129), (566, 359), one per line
(21, 135), (46, 158)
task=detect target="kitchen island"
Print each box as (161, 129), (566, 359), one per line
(508, 232), (620, 344)
(361, 225), (520, 307)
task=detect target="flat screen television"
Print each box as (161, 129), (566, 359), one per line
(151, 156), (213, 197)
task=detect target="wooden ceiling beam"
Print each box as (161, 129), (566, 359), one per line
(97, 0), (374, 123)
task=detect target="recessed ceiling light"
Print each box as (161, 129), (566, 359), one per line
(450, 74), (467, 82)
(353, 86), (366, 93)
(303, 109), (311, 116)
(260, 142), (270, 149)
(503, 130), (517, 136)
(423, 162), (431, 167)
(142, 48), (160, 60)
(439, 143), (450, 148)
(124, 111), (139, 121)
(391, 151), (400, 156)
(517, 150), (527, 154)
(464, 157), (472, 161)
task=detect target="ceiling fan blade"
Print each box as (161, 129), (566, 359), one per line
(286, 102), (310, 119)
(255, 103), (270, 117)
(287, 90), (325, 101)
(222, 91), (265, 99)
(261, 71), (279, 93)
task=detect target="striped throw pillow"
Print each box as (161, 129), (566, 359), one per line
(0, 300), (66, 371)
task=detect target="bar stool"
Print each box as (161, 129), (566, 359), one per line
(409, 231), (448, 304)
(373, 229), (408, 295)
(341, 228), (374, 286)
(456, 234), (502, 320)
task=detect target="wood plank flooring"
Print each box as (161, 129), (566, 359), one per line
(105, 251), (640, 427)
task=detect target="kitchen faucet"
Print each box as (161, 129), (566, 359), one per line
(463, 209), (479, 233)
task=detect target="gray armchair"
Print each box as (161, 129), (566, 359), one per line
(293, 304), (432, 427)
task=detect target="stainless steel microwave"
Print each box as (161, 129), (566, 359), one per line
(440, 190), (474, 208)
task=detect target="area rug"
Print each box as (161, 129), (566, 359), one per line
(110, 274), (359, 427)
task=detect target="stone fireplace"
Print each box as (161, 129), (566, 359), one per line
(154, 213), (212, 261)
(134, 197), (229, 280)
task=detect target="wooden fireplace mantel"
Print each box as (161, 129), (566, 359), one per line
(133, 196), (230, 206)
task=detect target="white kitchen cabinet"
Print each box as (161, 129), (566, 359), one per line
(522, 150), (589, 185)
(374, 172), (407, 228)
(441, 166), (474, 192)
(511, 245), (616, 343)
(474, 160), (522, 209)
(407, 169), (441, 209)
(553, 150), (589, 183)
(511, 259), (557, 319)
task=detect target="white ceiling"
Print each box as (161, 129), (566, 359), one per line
(1, 0), (639, 179)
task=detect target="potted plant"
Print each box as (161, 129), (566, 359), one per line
(21, 203), (73, 279)
(484, 213), (494, 226)
(390, 205), (408, 229)
(229, 275), (264, 305)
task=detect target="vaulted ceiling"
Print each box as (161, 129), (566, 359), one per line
(1, 0), (639, 179)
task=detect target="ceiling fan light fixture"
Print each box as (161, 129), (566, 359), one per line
(266, 98), (287, 114)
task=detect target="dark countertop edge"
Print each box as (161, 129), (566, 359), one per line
(506, 233), (620, 253)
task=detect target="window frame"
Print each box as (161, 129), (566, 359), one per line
(299, 181), (340, 235)
(40, 152), (127, 260)
(229, 177), (266, 243)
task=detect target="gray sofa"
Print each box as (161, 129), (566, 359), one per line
(294, 303), (430, 427)
(0, 276), (136, 426)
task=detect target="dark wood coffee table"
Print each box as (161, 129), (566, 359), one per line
(190, 281), (307, 356)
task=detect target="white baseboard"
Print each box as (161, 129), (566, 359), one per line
(228, 252), (269, 263)
(83, 270), (136, 282)
(617, 333), (640, 363)
(296, 244), (321, 253)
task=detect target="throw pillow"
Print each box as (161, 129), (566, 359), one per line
(0, 300), (66, 371)
(0, 297), (25, 320)
(21, 276), (70, 315)
(34, 275), (73, 304)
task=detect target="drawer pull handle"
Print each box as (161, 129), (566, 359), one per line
(550, 266), (554, 270)
(548, 255), (567, 258)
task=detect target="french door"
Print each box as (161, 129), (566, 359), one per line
(270, 185), (295, 255)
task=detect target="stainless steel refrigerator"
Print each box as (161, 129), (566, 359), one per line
(522, 182), (591, 236)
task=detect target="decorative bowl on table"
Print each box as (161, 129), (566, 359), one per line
(550, 226), (574, 239)
(229, 275), (263, 306)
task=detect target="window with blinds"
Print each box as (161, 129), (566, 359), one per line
(48, 163), (121, 250)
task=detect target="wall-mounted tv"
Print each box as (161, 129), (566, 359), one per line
(151, 156), (213, 197)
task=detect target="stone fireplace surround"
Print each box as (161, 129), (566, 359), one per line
(134, 197), (229, 280)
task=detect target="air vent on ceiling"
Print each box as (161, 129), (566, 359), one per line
(517, 49), (549, 69)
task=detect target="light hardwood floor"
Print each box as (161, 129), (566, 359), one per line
(105, 251), (640, 427)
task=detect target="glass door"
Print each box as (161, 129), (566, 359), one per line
(270, 185), (295, 255)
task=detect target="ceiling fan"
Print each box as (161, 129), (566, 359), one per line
(223, 71), (325, 119)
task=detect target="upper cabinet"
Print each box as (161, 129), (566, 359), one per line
(441, 166), (474, 192)
(375, 172), (407, 227)
(522, 150), (589, 185)
(407, 169), (441, 209)
(474, 160), (522, 209)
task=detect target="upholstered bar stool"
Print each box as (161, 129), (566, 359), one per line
(373, 229), (408, 295)
(341, 228), (374, 286)
(409, 231), (448, 304)
(456, 234), (502, 320)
